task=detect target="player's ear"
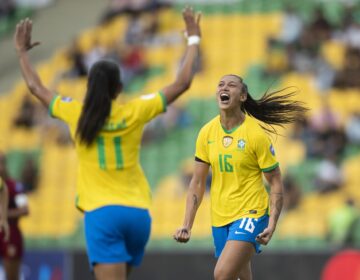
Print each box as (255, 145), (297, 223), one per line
(240, 92), (247, 102)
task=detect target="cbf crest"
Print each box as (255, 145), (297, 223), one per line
(237, 139), (246, 150)
(222, 136), (233, 148)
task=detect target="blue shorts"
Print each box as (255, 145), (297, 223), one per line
(212, 214), (269, 258)
(84, 205), (151, 268)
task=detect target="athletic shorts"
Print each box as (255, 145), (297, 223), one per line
(0, 224), (24, 259)
(84, 205), (151, 268)
(212, 214), (269, 258)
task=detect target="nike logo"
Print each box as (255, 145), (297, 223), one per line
(208, 140), (215, 144)
(234, 231), (246, 235)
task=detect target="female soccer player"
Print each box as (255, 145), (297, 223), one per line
(0, 177), (9, 241)
(174, 75), (307, 280)
(14, 7), (201, 280)
(0, 152), (29, 280)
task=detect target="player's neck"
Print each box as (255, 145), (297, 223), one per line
(220, 109), (245, 131)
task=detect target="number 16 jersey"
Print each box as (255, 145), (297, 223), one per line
(49, 92), (166, 212)
(195, 115), (278, 227)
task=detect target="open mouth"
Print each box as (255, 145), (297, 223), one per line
(220, 92), (230, 102)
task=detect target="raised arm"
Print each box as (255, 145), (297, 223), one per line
(14, 18), (54, 107)
(161, 7), (201, 105)
(256, 167), (284, 245)
(174, 160), (209, 243)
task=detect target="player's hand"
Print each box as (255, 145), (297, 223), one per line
(182, 6), (201, 37)
(255, 227), (274, 245)
(14, 18), (40, 53)
(0, 219), (9, 242)
(173, 227), (191, 243)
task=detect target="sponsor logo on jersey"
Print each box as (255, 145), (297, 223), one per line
(61, 97), (73, 102)
(270, 144), (275, 156)
(222, 136), (233, 147)
(237, 139), (246, 150)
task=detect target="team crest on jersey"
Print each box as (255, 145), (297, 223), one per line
(270, 144), (275, 156)
(222, 136), (233, 147)
(237, 139), (246, 150)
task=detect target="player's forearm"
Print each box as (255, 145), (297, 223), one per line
(17, 51), (43, 93)
(167, 44), (199, 104)
(268, 191), (283, 231)
(17, 51), (52, 107)
(182, 179), (205, 229)
(176, 44), (199, 87)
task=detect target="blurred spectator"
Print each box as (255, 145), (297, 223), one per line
(287, 30), (320, 73)
(308, 7), (334, 44)
(345, 112), (360, 145)
(263, 38), (289, 77)
(83, 39), (107, 73)
(278, 6), (303, 45)
(308, 100), (347, 158)
(293, 103), (347, 159)
(313, 55), (335, 93)
(13, 96), (37, 129)
(334, 47), (360, 88)
(64, 39), (87, 78)
(341, 18), (360, 49)
(0, 152), (29, 280)
(0, 0), (16, 20)
(116, 43), (148, 87)
(327, 198), (360, 246)
(125, 13), (159, 45)
(310, 99), (341, 132)
(282, 176), (302, 211)
(315, 154), (343, 193)
(100, 0), (169, 24)
(20, 157), (38, 193)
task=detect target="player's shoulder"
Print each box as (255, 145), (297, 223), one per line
(125, 92), (160, 109)
(54, 95), (82, 111)
(245, 116), (267, 136)
(200, 115), (220, 132)
(56, 95), (79, 104)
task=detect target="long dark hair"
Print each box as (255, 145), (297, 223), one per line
(234, 75), (308, 133)
(76, 60), (122, 146)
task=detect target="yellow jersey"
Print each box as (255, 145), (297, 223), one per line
(195, 115), (278, 227)
(49, 92), (166, 211)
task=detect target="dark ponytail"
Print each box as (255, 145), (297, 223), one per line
(76, 60), (121, 146)
(239, 79), (308, 134)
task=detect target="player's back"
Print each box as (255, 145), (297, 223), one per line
(50, 92), (166, 211)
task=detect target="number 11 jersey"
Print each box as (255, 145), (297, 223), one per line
(49, 92), (166, 212)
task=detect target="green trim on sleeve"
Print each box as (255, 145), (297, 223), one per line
(48, 95), (59, 117)
(261, 162), (279, 172)
(159, 91), (167, 112)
